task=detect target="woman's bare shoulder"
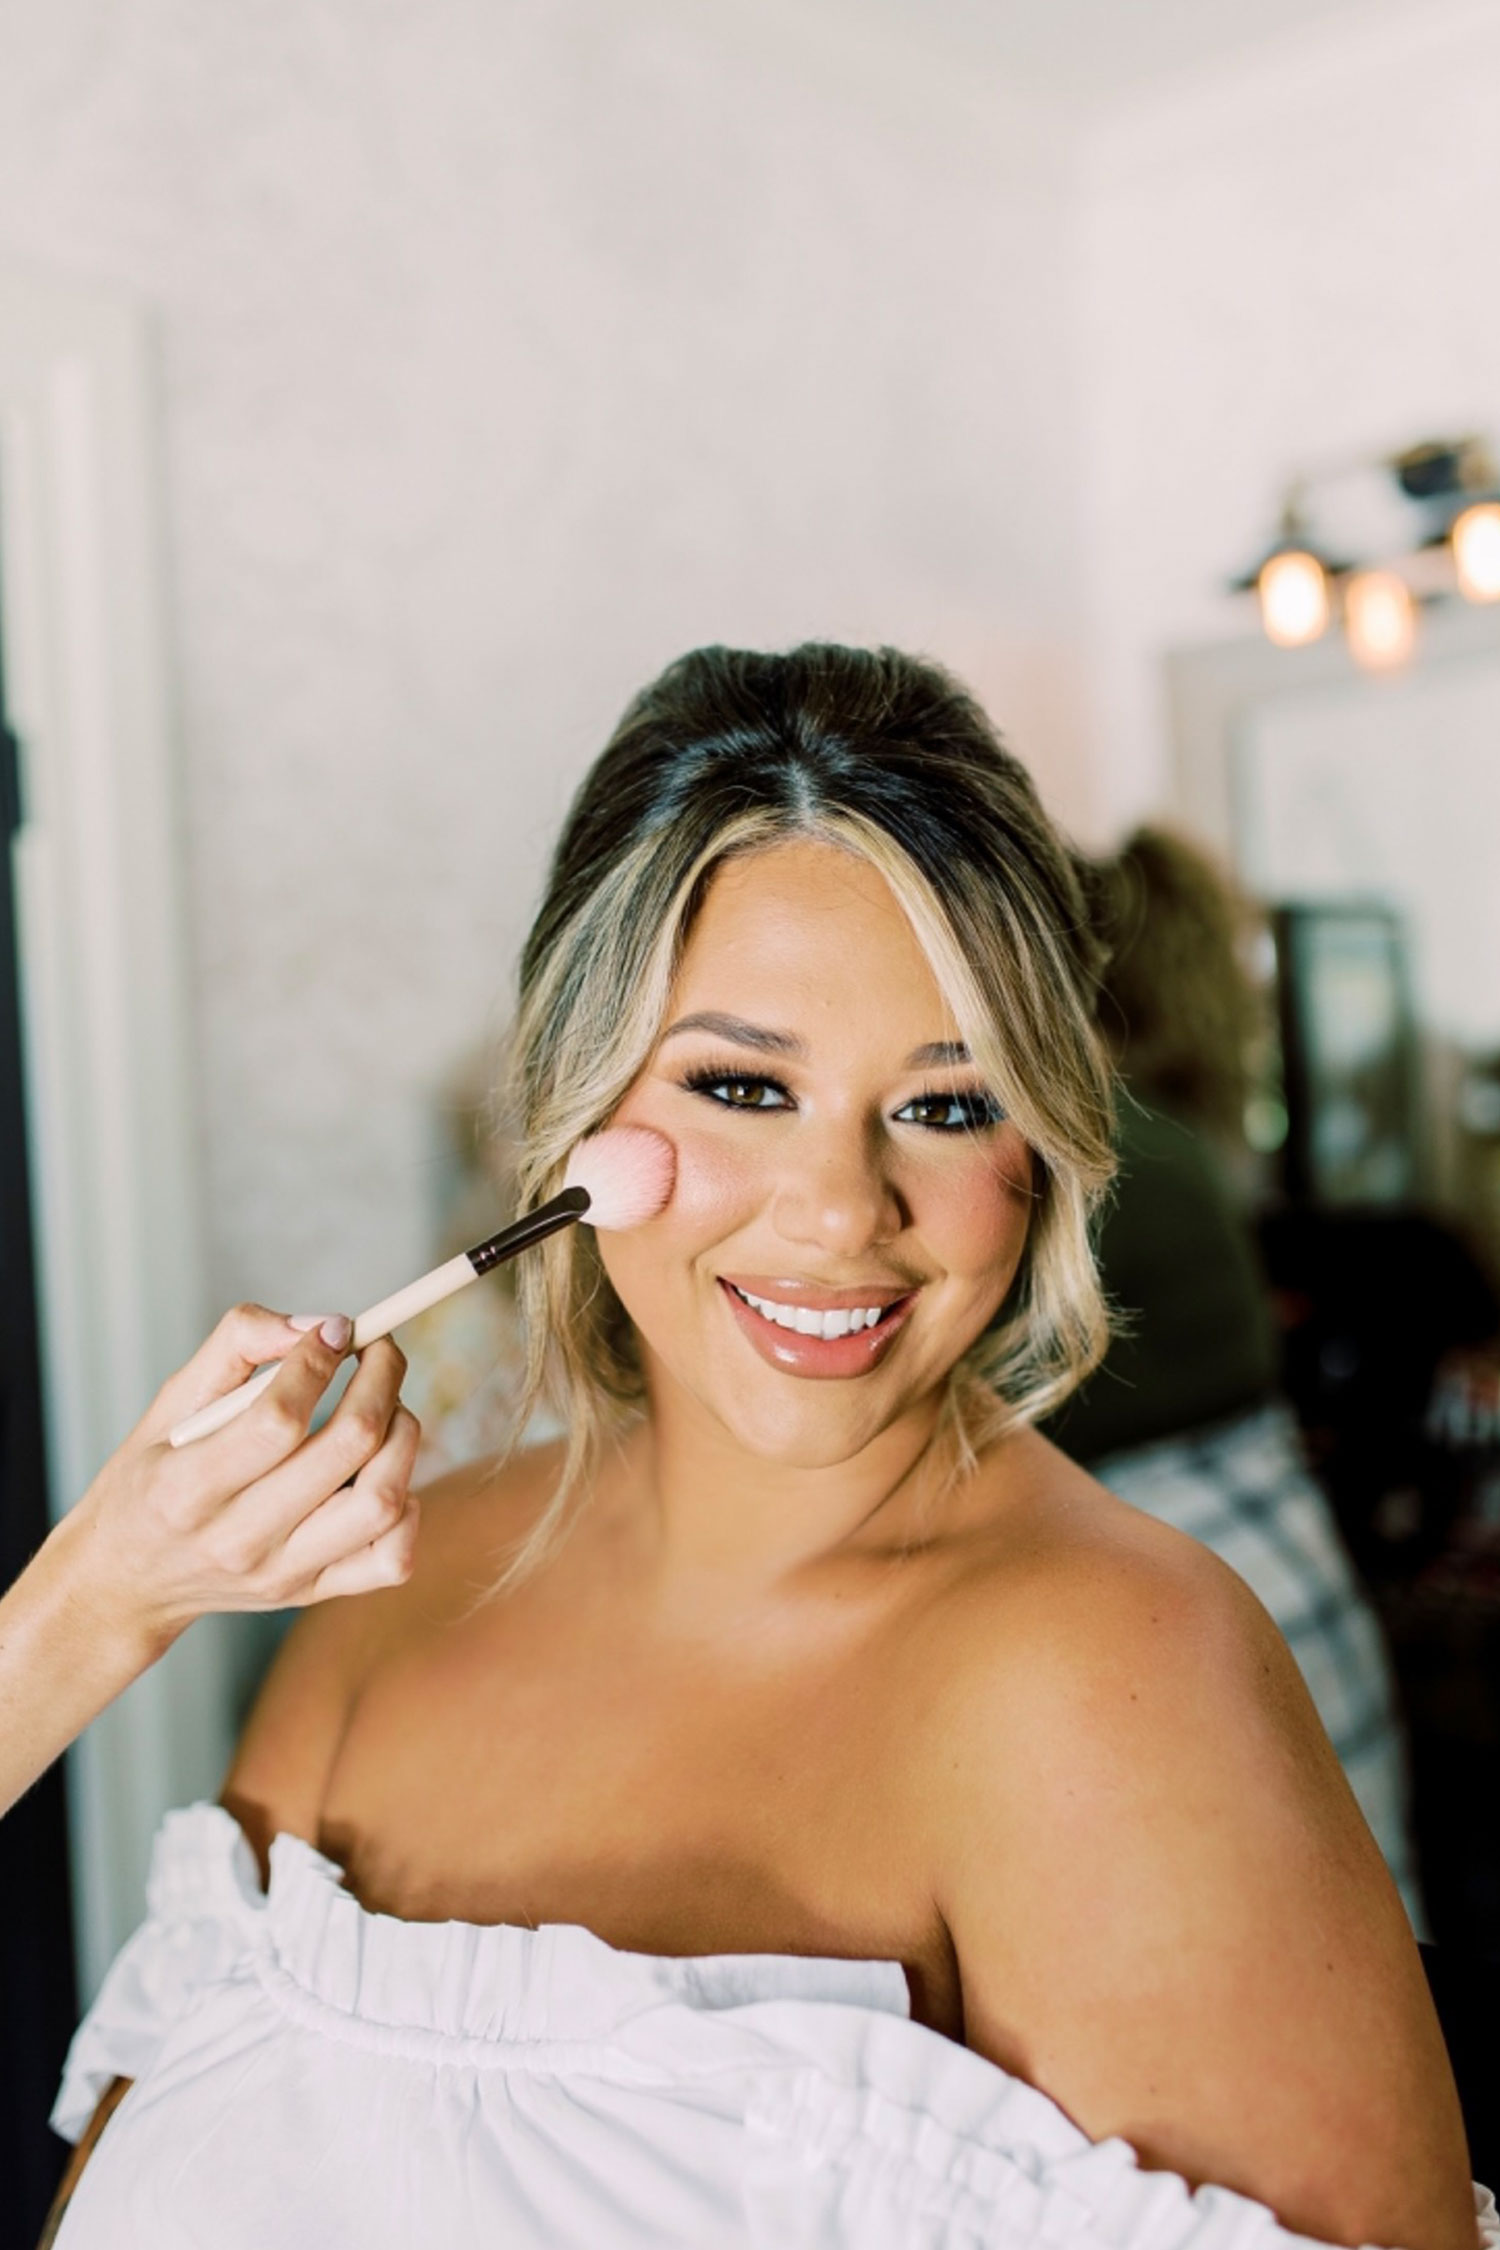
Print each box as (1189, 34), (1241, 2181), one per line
(914, 1424), (1243, 1670)
(222, 1440), (567, 1873)
(910, 1432), (1471, 2248)
(911, 1425), (1348, 1918)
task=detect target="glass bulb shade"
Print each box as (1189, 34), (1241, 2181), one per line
(1257, 549), (1329, 647)
(1344, 569), (1417, 671)
(1452, 501), (1500, 602)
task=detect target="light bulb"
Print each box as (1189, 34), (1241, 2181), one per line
(1344, 569), (1417, 671)
(1451, 501), (1500, 602)
(1257, 549), (1329, 647)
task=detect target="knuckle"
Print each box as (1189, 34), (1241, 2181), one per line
(377, 1530), (416, 1586)
(225, 1300), (268, 1333)
(255, 1395), (304, 1453)
(242, 1562), (286, 1608)
(338, 1406), (386, 1464)
(156, 1472), (205, 1532)
(364, 1478), (405, 1533)
(365, 1336), (407, 1384)
(208, 1523), (263, 1579)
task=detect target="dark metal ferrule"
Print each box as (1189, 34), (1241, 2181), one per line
(466, 1185), (591, 1276)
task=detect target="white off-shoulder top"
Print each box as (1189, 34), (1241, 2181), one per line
(52, 1805), (1497, 2250)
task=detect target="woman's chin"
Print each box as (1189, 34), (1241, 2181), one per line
(636, 1331), (944, 1471)
(699, 1384), (924, 1472)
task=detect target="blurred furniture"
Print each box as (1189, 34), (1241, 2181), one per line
(1256, 1207), (1500, 1587)
(1256, 920), (1500, 1965)
(1168, 604), (1500, 1276)
(1271, 901), (1421, 1209)
(1254, 1191), (1500, 1974)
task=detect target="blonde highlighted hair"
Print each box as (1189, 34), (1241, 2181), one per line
(498, 644), (1116, 1575)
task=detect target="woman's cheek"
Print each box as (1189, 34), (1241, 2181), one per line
(920, 1134), (1033, 1283)
(596, 1119), (764, 1317)
(657, 1120), (766, 1241)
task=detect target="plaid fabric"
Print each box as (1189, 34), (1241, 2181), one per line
(1092, 1399), (1428, 1939)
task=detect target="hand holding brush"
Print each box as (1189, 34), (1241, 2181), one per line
(168, 1128), (675, 1448)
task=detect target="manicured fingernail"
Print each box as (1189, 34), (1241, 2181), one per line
(319, 1315), (353, 1350)
(288, 1314), (323, 1332)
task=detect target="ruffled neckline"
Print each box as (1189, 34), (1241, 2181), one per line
(153, 1803), (914, 2046)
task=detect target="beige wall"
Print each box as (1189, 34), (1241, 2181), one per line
(4, 0), (1497, 1325)
(1076, 0), (1500, 830)
(0, 0), (1092, 1321)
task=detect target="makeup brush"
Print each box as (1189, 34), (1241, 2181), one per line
(168, 1126), (675, 1449)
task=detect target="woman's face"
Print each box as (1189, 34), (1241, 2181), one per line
(599, 839), (1035, 1470)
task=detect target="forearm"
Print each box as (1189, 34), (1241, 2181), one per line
(0, 1513), (160, 1820)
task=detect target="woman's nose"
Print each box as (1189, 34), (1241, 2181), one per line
(769, 1127), (903, 1259)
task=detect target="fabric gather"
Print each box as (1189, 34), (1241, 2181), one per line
(50, 1805), (1499, 2250)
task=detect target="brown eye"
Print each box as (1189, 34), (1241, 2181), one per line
(681, 1069), (793, 1111)
(895, 1091), (1004, 1132)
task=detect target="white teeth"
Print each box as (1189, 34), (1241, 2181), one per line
(732, 1287), (891, 1338)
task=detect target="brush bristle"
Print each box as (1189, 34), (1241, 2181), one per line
(562, 1126), (675, 1230)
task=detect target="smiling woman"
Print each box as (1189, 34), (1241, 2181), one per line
(500, 642), (1117, 1574)
(43, 646), (1489, 2250)
(596, 841), (1042, 1465)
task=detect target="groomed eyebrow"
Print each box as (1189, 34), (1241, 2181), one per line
(904, 1039), (971, 1068)
(661, 1013), (971, 1070)
(661, 1011), (806, 1056)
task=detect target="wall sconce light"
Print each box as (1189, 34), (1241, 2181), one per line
(1258, 546), (1332, 647)
(1234, 435), (1500, 669)
(1451, 501), (1500, 603)
(1343, 569), (1418, 670)
(1232, 494), (1343, 649)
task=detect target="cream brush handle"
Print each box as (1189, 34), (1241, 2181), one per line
(347, 1251), (479, 1352)
(168, 1189), (590, 1449)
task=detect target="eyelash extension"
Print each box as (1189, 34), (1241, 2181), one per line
(677, 1065), (1004, 1131)
(679, 1064), (792, 1107)
(909, 1087), (1007, 1131)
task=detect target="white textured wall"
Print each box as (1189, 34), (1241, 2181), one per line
(0, 0), (1088, 1317)
(15, 0), (1491, 1323)
(1076, 0), (1500, 831)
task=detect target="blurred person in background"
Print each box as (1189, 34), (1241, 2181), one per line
(1048, 826), (1427, 1934)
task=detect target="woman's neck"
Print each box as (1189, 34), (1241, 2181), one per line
(619, 1364), (951, 1599)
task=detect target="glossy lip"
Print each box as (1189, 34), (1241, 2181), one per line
(717, 1275), (918, 1380)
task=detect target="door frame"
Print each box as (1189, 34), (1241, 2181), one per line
(0, 264), (223, 1999)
